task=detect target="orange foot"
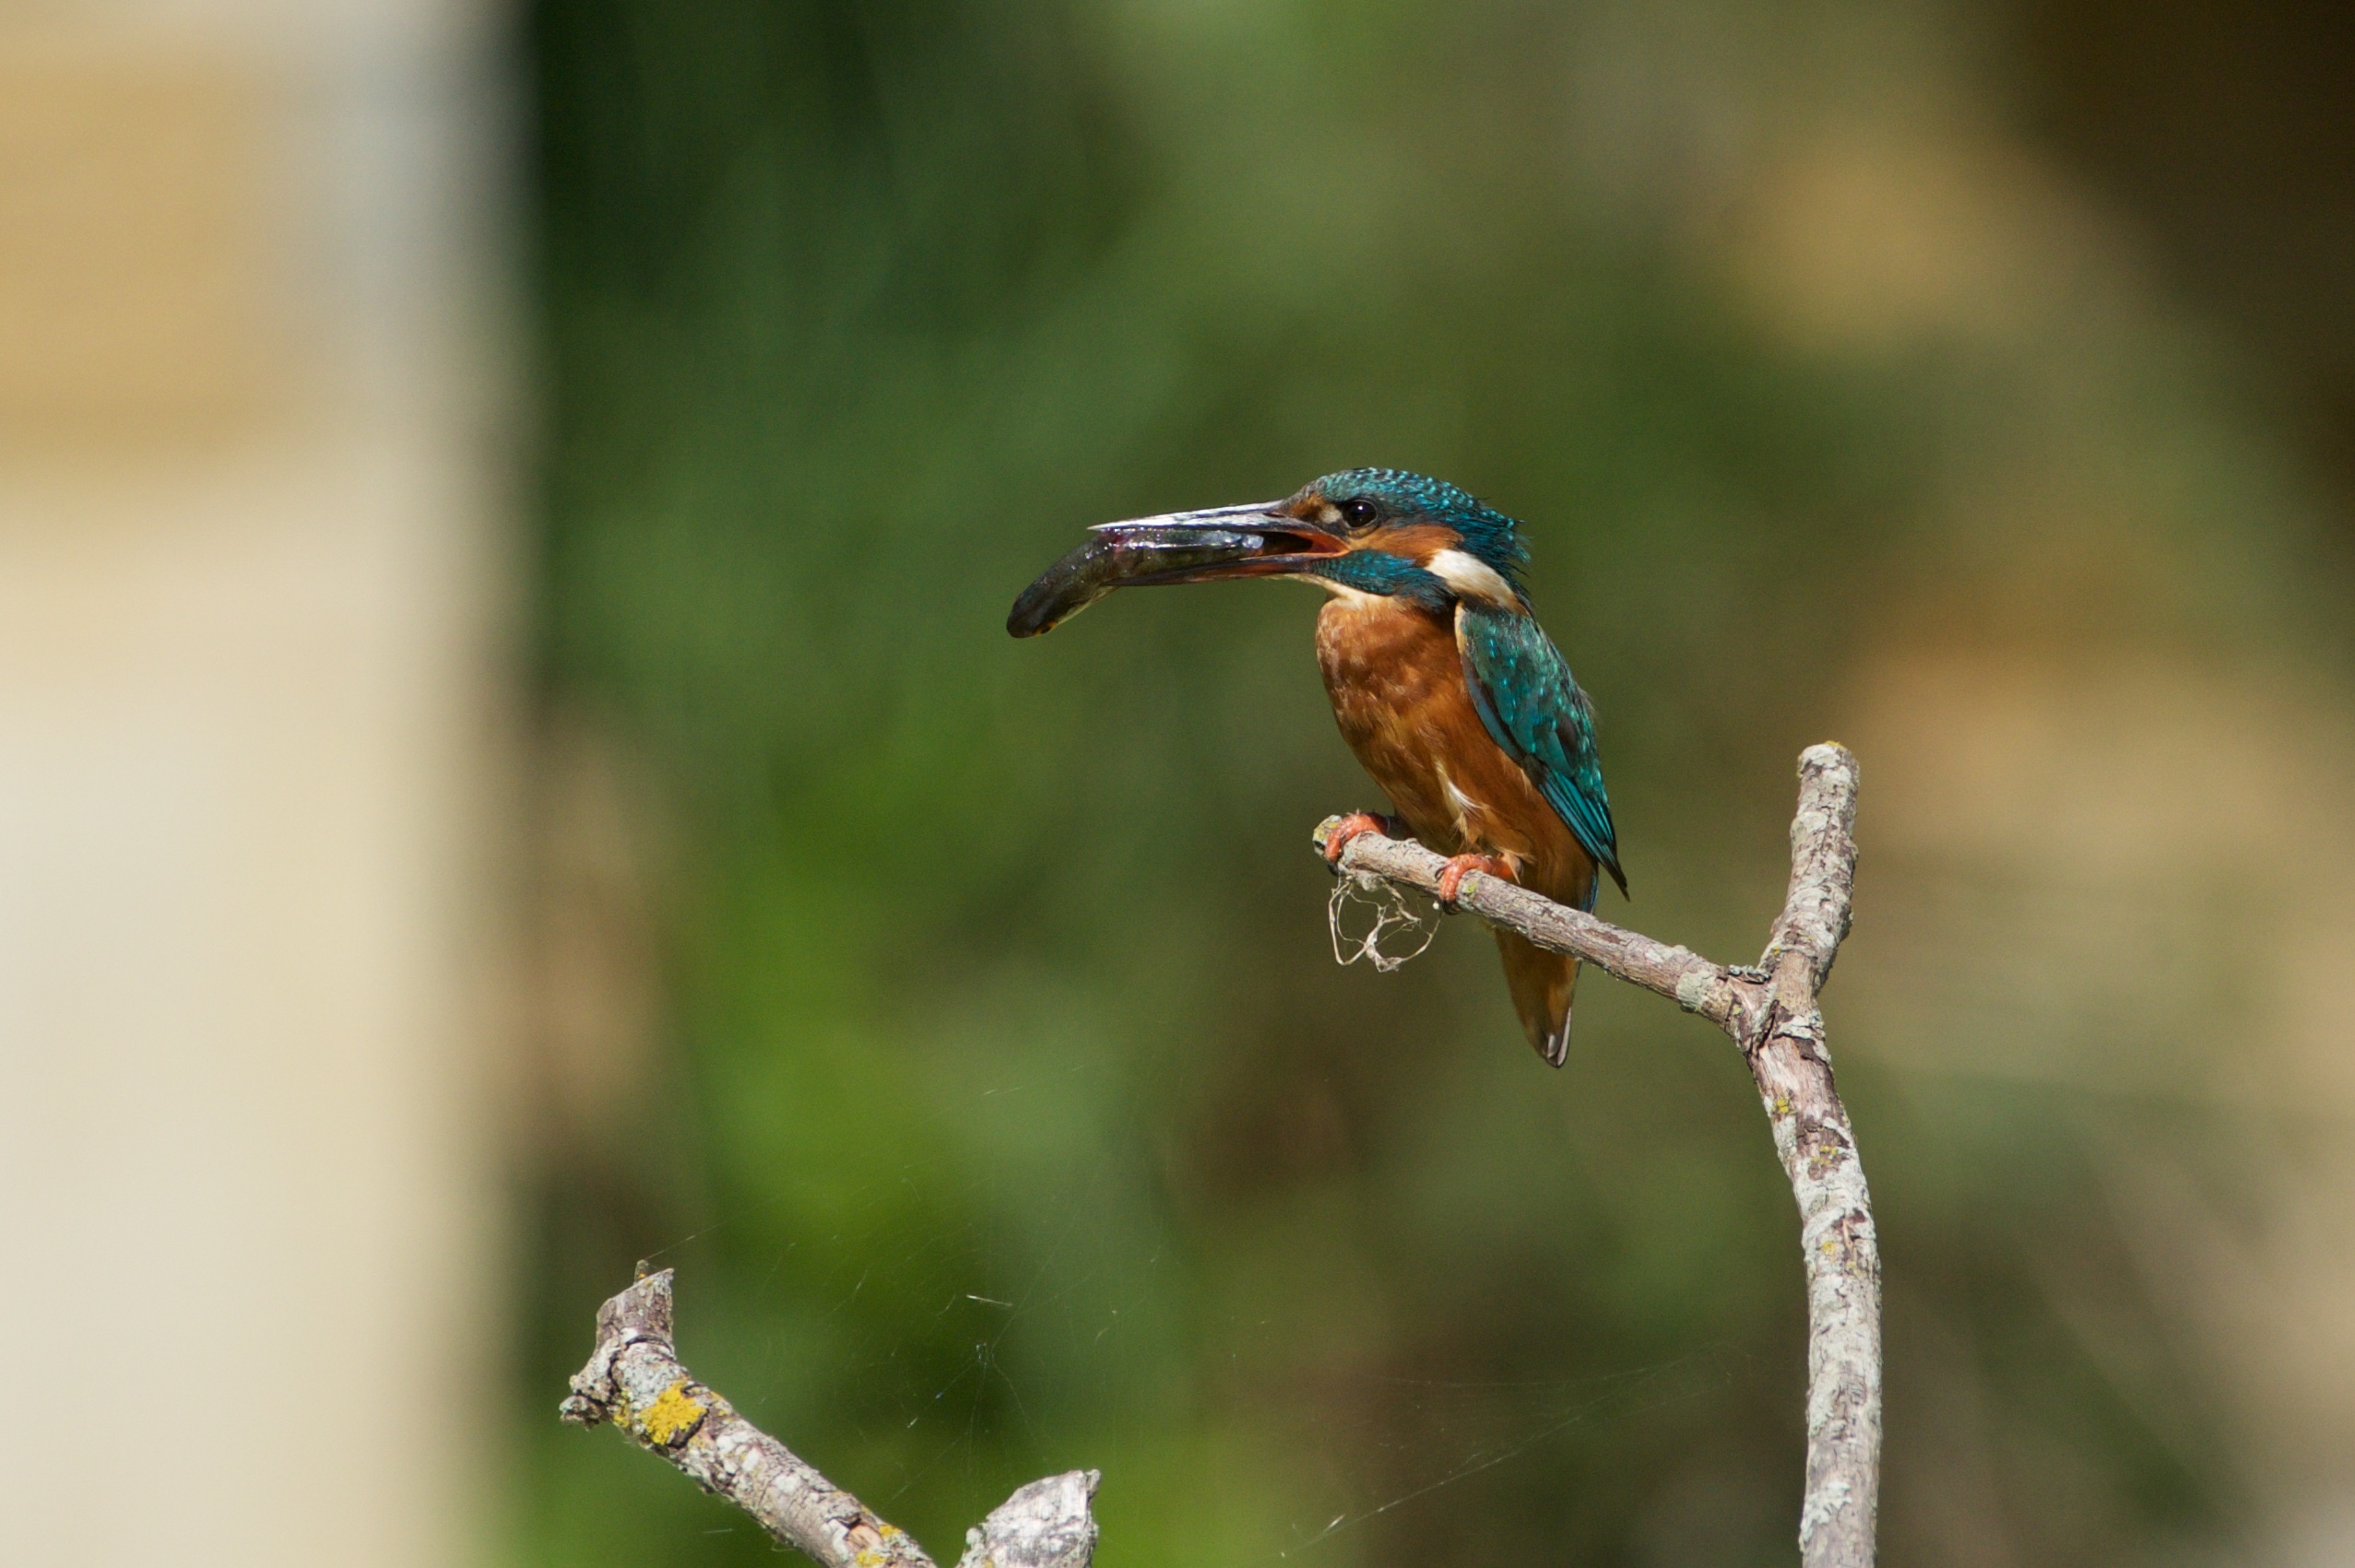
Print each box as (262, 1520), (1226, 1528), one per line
(1436, 854), (1515, 910)
(1321, 812), (1399, 867)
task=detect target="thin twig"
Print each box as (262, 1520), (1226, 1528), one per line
(561, 1268), (1100, 1568)
(1314, 743), (1879, 1567)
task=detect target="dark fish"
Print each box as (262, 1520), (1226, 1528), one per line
(1007, 525), (1270, 637)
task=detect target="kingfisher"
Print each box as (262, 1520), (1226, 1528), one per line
(1009, 467), (1625, 1066)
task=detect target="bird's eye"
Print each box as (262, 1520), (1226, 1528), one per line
(1338, 498), (1379, 528)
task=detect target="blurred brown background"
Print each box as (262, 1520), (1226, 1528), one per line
(4, 2), (2353, 1565)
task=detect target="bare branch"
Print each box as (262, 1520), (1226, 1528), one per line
(1316, 743), (1880, 1568)
(1768, 744), (1861, 994)
(1310, 814), (1746, 1028)
(562, 747), (1874, 1567)
(954, 1473), (1102, 1568)
(561, 1268), (1099, 1568)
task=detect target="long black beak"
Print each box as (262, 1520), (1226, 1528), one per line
(1008, 501), (1344, 637)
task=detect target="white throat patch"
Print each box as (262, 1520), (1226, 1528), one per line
(1426, 548), (1519, 607)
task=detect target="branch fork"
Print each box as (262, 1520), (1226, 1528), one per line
(562, 1267), (1100, 1568)
(562, 744), (1876, 1567)
(1315, 742), (1878, 1566)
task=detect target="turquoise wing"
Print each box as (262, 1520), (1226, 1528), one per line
(1455, 601), (1627, 901)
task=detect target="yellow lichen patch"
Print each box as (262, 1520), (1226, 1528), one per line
(638, 1379), (707, 1445)
(856, 1553), (884, 1567)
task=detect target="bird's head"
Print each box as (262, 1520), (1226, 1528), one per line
(1009, 468), (1531, 635)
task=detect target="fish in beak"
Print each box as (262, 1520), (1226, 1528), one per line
(1007, 501), (1346, 637)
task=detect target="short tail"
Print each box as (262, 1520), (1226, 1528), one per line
(1494, 928), (1579, 1067)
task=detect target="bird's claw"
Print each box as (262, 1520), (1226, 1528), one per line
(1436, 854), (1514, 910)
(1322, 812), (1396, 867)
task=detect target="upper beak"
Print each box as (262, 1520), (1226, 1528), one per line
(1007, 501), (1346, 637)
(1088, 501), (1345, 583)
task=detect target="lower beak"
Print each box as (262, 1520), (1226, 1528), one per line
(1008, 503), (1344, 636)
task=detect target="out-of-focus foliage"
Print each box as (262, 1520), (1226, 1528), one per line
(517, 2), (2336, 1563)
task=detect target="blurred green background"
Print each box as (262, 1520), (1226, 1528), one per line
(512, 3), (2355, 1564)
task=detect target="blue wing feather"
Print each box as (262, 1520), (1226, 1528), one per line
(1455, 602), (1627, 900)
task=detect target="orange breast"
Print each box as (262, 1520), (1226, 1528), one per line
(1313, 595), (1592, 908)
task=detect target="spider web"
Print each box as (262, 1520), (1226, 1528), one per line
(1328, 868), (1441, 973)
(624, 1068), (1736, 1562)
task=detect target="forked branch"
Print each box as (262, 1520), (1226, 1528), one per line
(561, 1268), (1099, 1568)
(562, 745), (1875, 1567)
(1314, 742), (1878, 1567)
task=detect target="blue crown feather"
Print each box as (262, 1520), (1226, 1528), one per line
(1314, 467), (1532, 584)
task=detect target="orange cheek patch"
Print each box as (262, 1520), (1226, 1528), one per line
(1359, 523), (1456, 561)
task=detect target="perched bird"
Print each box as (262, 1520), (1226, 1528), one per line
(1009, 467), (1624, 1065)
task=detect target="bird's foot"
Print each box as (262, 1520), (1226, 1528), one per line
(1321, 812), (1401, 867)
(1436, 854), (1515, 910)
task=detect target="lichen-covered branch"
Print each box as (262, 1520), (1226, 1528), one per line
(1315, 743), (1879, 1568)
(561, 1269), (1099, 1568)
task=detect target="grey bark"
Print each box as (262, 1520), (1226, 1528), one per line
(1315, 742), (1878, 1567)
(560, 1268), (1099, 1568)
